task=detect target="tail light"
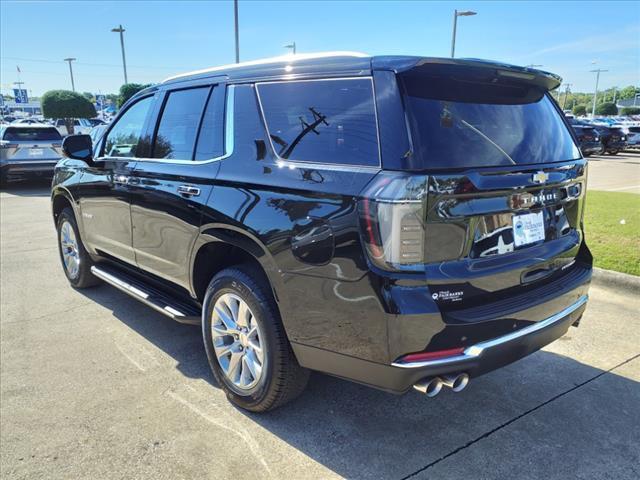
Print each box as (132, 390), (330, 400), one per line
(358, 172), (428, 272)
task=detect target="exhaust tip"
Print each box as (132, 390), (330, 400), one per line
(442, 373), (470, 392)
(413, 377), (443, 397)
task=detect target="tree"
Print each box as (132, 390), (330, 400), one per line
(621, 107), (640, 116)
(41, 90), (96, 135)
(572, 105), (587, 116)
(595, 102), (618, 116)
(618, 86), (639, 100)
(82, 91), (94, 102)
(117, 83), (152, 107)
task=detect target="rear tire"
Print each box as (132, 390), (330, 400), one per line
(56, 207), (100, 288)
(202, 265), (309, 412)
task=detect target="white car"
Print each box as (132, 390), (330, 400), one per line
(53, 118), (92, 136)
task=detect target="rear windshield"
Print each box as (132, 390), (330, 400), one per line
(400, 72), (580, 169)
(2, 127), (62, 141)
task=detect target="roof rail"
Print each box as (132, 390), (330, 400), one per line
(162, 51), (369, 82)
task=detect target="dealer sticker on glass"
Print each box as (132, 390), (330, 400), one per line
(513, 211), (545, 247)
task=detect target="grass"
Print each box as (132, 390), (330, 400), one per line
(584, 190), (640, 276)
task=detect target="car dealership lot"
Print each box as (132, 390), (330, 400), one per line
(587, 151), (640, 194)
(1, 181), (639, 480)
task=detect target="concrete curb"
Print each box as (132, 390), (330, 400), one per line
(592, 267), (640, 294)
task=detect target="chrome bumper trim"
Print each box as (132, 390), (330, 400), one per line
(391, 295), (588, 369)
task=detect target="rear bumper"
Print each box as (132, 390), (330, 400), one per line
(293, 290), (589, 394)
(1, 160), (59, 176)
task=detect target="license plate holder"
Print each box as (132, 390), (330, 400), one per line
(513, 211), (545, 247)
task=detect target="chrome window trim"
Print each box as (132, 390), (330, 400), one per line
(391, 295), (589, 369)
(97, 85), (235, 165)
(255, 76), (382, 169)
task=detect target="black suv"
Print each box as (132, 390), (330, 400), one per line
(51, 54), (591, 412)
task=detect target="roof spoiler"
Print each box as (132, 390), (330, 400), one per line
(372, 56), (562, 92)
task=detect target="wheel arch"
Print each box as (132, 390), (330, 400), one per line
(190, 225), (287, 311)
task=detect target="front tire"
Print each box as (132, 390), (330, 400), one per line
(56, 207), (100, 288)
(202, 266), (309, 412)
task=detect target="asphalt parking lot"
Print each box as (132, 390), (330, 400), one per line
(1, 172), (639, 479)
(587, 151), (640, 194)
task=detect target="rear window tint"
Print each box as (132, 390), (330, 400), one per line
(153, 87), (210, 160)
(3, 127), (62, 141)
(194, 87), (225, 160)
(257, 78), (379, 166)
(400, 71), (580, 169)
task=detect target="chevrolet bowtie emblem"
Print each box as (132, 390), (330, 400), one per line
(532, 171), (549, 184)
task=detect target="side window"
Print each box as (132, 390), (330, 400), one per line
(152, 87), (210, 160)
(194, 87), (225, 160)
(104, 96), (153, 158)
(257, 78), (380, 166)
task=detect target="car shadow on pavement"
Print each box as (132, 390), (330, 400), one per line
(77, 283), (640, 479)
(0, 179), (52, 197)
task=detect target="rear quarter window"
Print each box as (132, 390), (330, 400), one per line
(257, 78), (380, 167)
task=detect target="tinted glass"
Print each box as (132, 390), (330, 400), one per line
(258, 79), (379, 166)
(401, 74), (580, 169)
(3, 127), (62, 141)
(194, 87), (224, 160)
(104, 96), (153, 157)
(153, 87), (210, 160)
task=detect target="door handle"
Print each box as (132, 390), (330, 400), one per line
(177, 185), (201, 197)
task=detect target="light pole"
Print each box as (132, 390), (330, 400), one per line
(451, 9), (477, 58)
(562, 83), (572, 110)
(590, 68), (608, 116)
(234, 0), (240, 63)
(111, 25), (128, 84)
(63, 58), (76, 91)
(284, 42), (296, 55)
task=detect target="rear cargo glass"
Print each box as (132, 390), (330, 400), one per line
(3, 127), (62, 141)
(400, 73), (580, 169)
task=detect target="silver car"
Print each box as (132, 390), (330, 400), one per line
(0, 124), (64, 183)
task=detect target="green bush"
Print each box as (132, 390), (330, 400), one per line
(41, 90), (96, 134)
(572, 105), (587, 116)
(621, 107), (640, 116)
(595, 102), (618, 116)
(117, 83), (152, 107)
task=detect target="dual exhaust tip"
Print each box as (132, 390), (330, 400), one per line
(413, 373), (469, 397)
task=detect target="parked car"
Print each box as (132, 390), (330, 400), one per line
(615, 124), (640, 150)
(1, 124), (63, 183)
(53, 118), (92, 136)
(51, 53), (591, 412)
(591, 126), (626, 154)
(11, 118), (46, 125)
(571, 124), (602, 156)
(88, 118), (108, 127)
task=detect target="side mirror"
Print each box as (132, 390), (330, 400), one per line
(62, 134), (94, 164)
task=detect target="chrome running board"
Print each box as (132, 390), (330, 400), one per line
(91, 265), (201, 325)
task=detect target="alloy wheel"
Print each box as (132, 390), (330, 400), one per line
(60, 220), (80, 279)
(211, 293), (265, 391)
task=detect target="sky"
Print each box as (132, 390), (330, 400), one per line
(1, 0), (638, 97)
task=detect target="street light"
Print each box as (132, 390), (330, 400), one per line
(234, 0), (240, 63)
(590, 66), (608, 116)
(284, 42), (296, 55)
(451, 9), (477, 58)
(63, 57), (76, 92)
(111, 25), (128, 84)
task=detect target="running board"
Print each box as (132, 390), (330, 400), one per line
(90, 265), (201, 325)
